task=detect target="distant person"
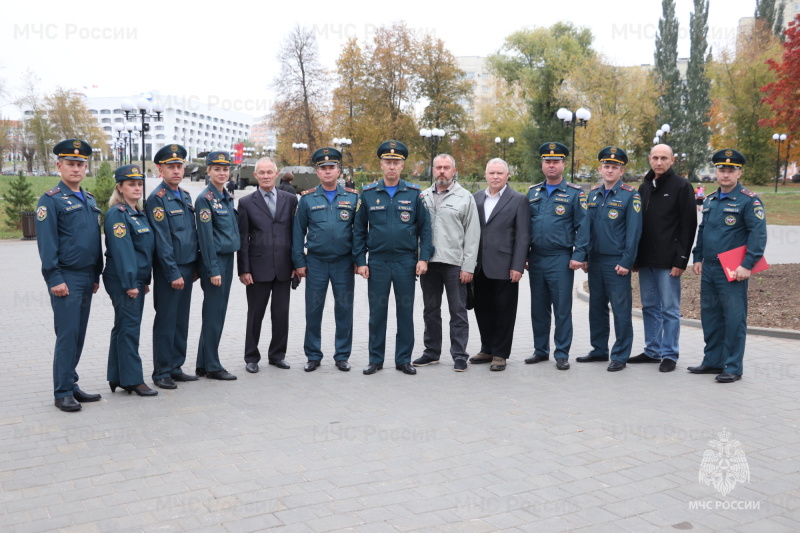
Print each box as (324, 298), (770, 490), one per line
(226, 177), (236, 198)
(344, 176), (355, 189)
(695, 184), (706, 212)
(278, 171), (297, 195)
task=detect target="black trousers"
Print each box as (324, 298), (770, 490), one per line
(473, 269), (519, 359)
(244, 280), (291, 363)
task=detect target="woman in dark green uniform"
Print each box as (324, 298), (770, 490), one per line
(103, 165), (156, 396)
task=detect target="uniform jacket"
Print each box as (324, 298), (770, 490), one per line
(587, 180), (642, 269)
(238, 187), (297, 282)
(145, 181), (198, 282)
(292, 184), (358, 267)
(420, 182), (480, 273)
(473, 186), (530, 279)
(527, 179), (589, 261)
(35, 181), (103, 288)
(636, 168), (697, 269)
(195, 185), (239, 277)
(692, 185), (767, 269)
(103, 203), (154, 289)
(353, 179), (433, 265)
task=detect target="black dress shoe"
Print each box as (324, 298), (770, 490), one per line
(206, 370), (237, 380)
(556, 359), (570, 370)
(659, 359), (677, 373)
(171, 372), (199, 382)
(73, 388), (101, 402)
(304, 360), (321, 372)
(122, 384), (158, 397)
(687, 365), (724, 374)
(335, 360), (351, 372)
(109, 382), (120, 393)
(716, 372), (742, 383)
(154, 377), (177, 389)
(607, 361), (626, 372)
(55, 395), (81, 412)
(628, 353), (661, 363)
(245, 363), (259, 373)
(525, 354), (550, 364)
(363, 363), (383, 375)
(577, 354), (609, 363)
(196, 368), (207, 377)
(396, 363), (417, 375)
(269, 359), (290, 369)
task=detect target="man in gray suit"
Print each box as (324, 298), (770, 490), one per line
(238, 158), (298, 373)
(469, 158), (531, 371)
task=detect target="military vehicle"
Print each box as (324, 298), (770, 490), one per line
(231, 158), (259, 189)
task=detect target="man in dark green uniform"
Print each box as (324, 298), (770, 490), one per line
(578, 146), (642, 372)
(146, 144), (200, 389)
(690, 149), (767, 383)
(195, 151), (240, 380)
(293, 147), (359, 372)
(353, 140), (433, 375)
(35, 139), (104, 412)
(526, 142), (589, 371)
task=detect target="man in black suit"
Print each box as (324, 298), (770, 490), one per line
(469, 158), (530, 371)
(238, 158), (298, 373)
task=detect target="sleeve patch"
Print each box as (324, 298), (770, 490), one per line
(112, 222), (127, 238)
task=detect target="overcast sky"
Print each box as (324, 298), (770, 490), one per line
(1, 0), (766, 119)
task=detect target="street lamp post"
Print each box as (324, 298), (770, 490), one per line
(773, 133), (787, 193)
(124, 123), (137, 166)
(333, 137), (352, 180)
(420, 128), (445, 184)
(122, 97), (163, 192)
(494, 137), (515, 160)
(291, 143), (308, 165)
(653, 123), (671, 146)
(556, 107), (591, 181)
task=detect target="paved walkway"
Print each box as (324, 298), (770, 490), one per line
(1, 184), (799, 532)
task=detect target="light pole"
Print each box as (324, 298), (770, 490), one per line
(420, 128), (445, 184)
(333, 137), (352, 179)
(122, 97), (163, 193)
(556, 107), (591, 181)
(494, 136), (515, 160)
(291, 143), (308, 165)
(653, 123), (671, 145)
(125, 123), (137, 166)
(773, 133), (787, 193)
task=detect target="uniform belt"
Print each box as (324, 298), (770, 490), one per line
(368, 253), (417, 261)
(62, 265), (97, 274)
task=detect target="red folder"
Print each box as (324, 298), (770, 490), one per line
(717, 245), (769, 282)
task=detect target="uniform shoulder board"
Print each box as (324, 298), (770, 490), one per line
(86, 191), (94, 198)
(405, 182), (420, 190)
(45, 187), (61, 196)
(156, 189), (167, 198)
(620, 183), (635, 192)
(204, 191), (215, 201)
(301, 187), (316, 196)
(116, 204), (127, 211)
(529, 181), (543, 189)
(362, 182), (377, 191)
(567, 182), (583, 190)
(740, 188), (755, 198)
(591, 184), (602, 191)
(345, 187), (358, 194)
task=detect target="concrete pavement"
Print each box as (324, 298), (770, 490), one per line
(1, 184), (799, 532)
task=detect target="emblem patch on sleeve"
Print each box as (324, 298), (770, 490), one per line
(113, 222), (127, 238)
(36, 206), (47, 221)
(200, 209), (211, 223)
(152, 207), (165, 222)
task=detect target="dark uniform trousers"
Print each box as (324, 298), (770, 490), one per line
(588, 255), (633, 362)
(700, 259), (748, 375)
(197, 253), (234, 373)
(367, 256), (417, 365)
(473, 269), (519, 359)
(529, 253), (574, 360)
(104, 277), (146, 386)
(243, 278), (291, 364)
(151, 262), (194, 380)
(305, 255), (354, 361)
(51, 267), (95, 398)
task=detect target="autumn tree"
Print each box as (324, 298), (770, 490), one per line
(755, 0), (787, 37)
(654, 0), (684, 151)
(415, 35), (474, 132)
(44, 88), (106, 151)
(271, 25), (329, 165)
(761, 16), (800, 143)
(682, 0), (712, 181)
(17, 70), (49, 174)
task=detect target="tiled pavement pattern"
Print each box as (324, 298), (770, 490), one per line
(1, 183), (798, 532)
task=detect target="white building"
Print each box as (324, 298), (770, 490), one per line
(86, 92), (253, 162)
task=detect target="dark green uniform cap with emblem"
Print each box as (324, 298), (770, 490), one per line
(154, 144), (188, 165)
(114, 164), (144, 183)
(538, 142), (569, 160)
(712, 149), (746, 168)
(206, 151), (232, 166)
(312, 147), (342, 167)
(53, 139), (92, 161)
(598, 146), (628, 165)
(377, 140), (408, 160)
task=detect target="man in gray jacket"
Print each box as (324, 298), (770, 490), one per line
(413, 154), (480, 372)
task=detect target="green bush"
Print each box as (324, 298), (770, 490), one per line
(3, 171), (37, 229)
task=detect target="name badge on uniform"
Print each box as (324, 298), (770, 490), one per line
(398, 200), (411, 205)
(369, 205), (386, 211)
(65, 204), (83, 213)
(311, 205), (326, 211)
